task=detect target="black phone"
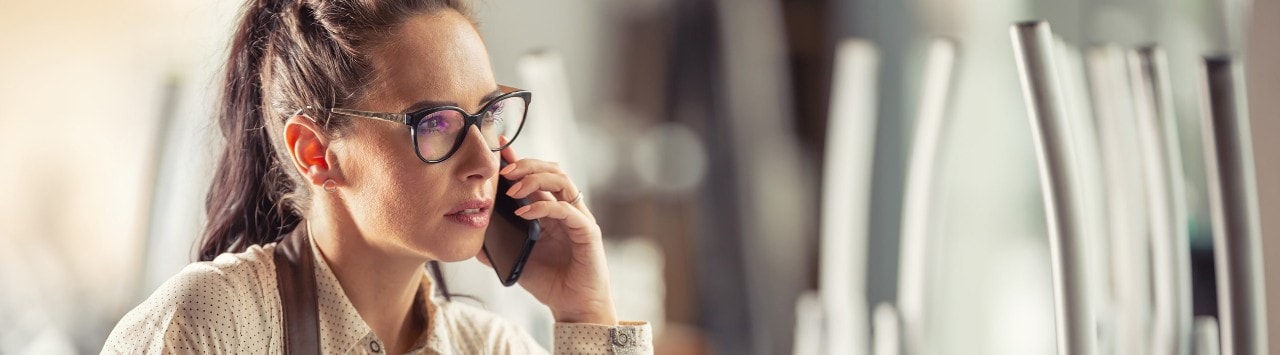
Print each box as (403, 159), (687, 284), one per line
(482, 158), (541, 286)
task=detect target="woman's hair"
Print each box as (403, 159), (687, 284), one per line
(199, 0), (472, 261)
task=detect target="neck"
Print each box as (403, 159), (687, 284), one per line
(307, 208), (429, 354)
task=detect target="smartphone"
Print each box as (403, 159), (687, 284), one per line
(482, 158), (541, 286)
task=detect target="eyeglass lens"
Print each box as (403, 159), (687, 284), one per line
(415, 95), (528, 161)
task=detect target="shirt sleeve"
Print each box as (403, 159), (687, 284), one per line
(553, 321), (653, 355)
(100, 263), (245, 354)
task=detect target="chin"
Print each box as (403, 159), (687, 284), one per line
(415, 229), (486, 263)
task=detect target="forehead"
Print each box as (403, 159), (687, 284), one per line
(365, 10), (497, 112)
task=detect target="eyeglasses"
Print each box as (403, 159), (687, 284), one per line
(326, 86), (531, 164)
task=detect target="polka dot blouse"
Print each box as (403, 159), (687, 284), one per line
(101, 240), (652, 354)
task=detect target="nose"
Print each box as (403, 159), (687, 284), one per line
(452, 125), (498, 183)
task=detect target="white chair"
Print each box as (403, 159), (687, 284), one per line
(1010, 20), (1100, 355)
(814, 38), (879, 355)
(1129, 46), (1195, 355)
(895, 37), (958, 355)
(1198, 55), (1267, 355)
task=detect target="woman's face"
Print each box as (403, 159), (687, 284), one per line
(330, 9), (500, 262)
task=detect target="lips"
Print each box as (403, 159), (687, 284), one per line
(444, 199), (492, 228)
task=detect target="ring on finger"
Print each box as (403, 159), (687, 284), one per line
(568, 191), (584, 206)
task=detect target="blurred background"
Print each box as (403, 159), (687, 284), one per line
(0, 0), (1277, 354)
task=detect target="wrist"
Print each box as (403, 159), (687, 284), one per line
(553, 306), (618, 326)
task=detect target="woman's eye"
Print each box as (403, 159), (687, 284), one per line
(422, 117), (450, 134)
(482, 106), (505, 126)
(482, 115), (504, 127)
(487, 102), (506, 115)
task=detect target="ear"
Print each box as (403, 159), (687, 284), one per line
(283, 114), (339, 188)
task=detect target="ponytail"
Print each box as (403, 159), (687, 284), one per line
(198, 0), (299, 261)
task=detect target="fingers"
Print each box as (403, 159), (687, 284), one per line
(499, 159), (563, 181)
(498, 135), (520, 164)
(506, 172), (577, 201)
(501, 158), (584, 209)
(515, 200), (599, 245)
(495, 147), (589, 214)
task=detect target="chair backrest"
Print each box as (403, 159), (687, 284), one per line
(1129, 46), (1195, 355)
(817, 38), (879, 355)
(1198, 56), (1268, 355)
(1086, 44), (1154, 355)
(1010, 20), (1099, 355)
(895, 37), (957, 355)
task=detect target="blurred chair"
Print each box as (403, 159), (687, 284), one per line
(895, 37), (957, 355)
(710, 0), (817, 353)
(1129, 45), (1195, 355)
(1086, 44), (1154, 355)
(1193, 316), (1222, 355)
(805, 36), (959, 355)
(1198, 55), (1268, 355)
(1009, 20), (1099, 355)
(793, 291), (824, 355)
(1012, 21), (1223, 355)
(871, 303), (901, 355)
(1054, 40), (1113, 355)
(813, 38), (879, 355)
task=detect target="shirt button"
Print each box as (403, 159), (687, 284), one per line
(610, 328), (638, 347)
(369, 340), (382, 353)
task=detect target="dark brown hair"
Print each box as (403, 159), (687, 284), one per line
(198, 0), (472, 261)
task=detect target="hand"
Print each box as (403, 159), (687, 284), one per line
(474, 141), (618, 326)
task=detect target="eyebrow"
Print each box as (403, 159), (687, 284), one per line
(400, 87), (505, 113)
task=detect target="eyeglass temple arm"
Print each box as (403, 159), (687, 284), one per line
(330, 108), (410, 125)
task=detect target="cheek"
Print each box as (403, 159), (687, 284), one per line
(338, 133), (455, 232)
(334, 126), (486, 260)
(346, 142), (431, 212)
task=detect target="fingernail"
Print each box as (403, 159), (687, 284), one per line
(500, 164), (516, 175)
(515, 206), (531, 215)
(507, 182), (523, 196)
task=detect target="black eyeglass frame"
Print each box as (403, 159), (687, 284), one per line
(326, 86), (532, 164)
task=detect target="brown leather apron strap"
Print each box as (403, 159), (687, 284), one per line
(273, 226), (320, 355)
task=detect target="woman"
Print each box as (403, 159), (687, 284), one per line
(102, 0), (651, 353)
